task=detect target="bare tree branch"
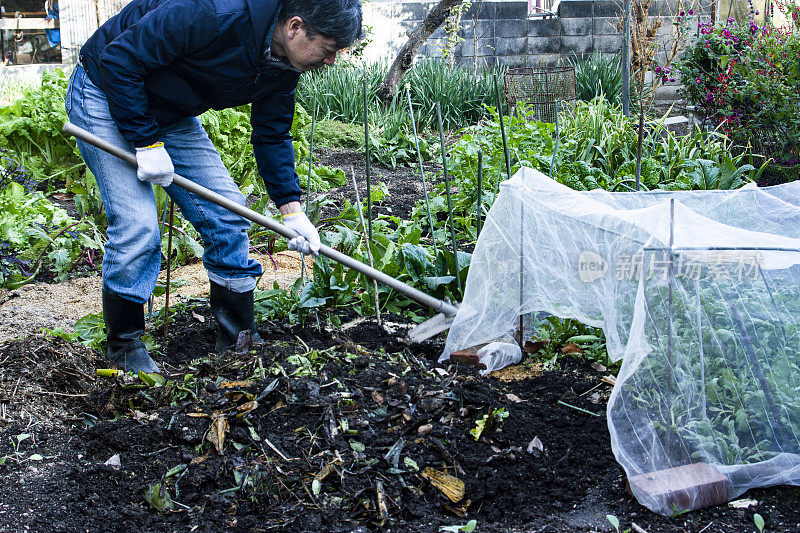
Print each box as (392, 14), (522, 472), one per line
(376, 0), (466, 102)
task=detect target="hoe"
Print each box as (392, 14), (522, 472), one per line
(64, 122), (457, 342)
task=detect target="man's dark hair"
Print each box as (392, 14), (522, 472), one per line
(279, 0), (363, 49)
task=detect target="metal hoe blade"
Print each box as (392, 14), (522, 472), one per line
(407, 310), (457, 343)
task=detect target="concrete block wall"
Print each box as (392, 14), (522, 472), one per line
(363, 0), (631, 67)
(365, 0), (708, 67)
(362, 0), (712, 100)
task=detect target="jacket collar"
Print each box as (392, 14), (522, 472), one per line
(246, 0), (282, 51)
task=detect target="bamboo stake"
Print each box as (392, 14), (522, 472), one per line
(302, 93), (317, 285)
(476, 150), (483, 238)
(306, 93), (316, 214)
(150, 198), (170, 320)
(518, 199), (525, 352)
(635, 108), (645, 191)
(405, 83), (438, 255)
(351, 166), (381, 327)
(667, 198), (674, 367)
(435, 103), (462, 293)
(549, 101), (561, 179)
(493, 74), (512, 180)
(363, 78), (373, 242)
(164, 199), (175, 337)
(623, 0), (631, 117)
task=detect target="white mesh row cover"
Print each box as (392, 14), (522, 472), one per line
(441, 167), (800, 514)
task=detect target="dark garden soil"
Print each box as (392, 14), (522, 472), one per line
(1, 306), (799, 533)
(2, 149), (800, 533)
(314, 147), (443, 223)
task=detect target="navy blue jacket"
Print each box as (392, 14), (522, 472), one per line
(80, 0), (301, 207)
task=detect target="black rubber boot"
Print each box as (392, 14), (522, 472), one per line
(210, 281), (263, 352)
(102, 290), (160, 374)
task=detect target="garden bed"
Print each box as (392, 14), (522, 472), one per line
(2, 143), (800, 532)
(1, 301), (799, 532)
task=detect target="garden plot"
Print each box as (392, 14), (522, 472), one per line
(2, 304), (800, 532)
(3, 45), (800, 530)
(2, 135), (800, 533)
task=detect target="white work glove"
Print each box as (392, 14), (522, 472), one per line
(282, 212), (321, 257)
(135, 142), (174, 187)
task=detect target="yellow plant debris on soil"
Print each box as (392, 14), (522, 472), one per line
(489, 362), (543, 381)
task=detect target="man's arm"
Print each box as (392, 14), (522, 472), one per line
(250, 89), (302, 209)
(251, 89), (319, 255)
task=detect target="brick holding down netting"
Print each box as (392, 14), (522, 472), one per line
(627, 463), (730, 513)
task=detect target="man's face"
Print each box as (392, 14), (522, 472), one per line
(280, 17), (340, 72)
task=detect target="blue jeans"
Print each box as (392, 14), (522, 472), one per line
(65, 64), (262, 304)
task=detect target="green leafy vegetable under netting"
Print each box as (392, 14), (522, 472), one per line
(442, 167), (800, 515)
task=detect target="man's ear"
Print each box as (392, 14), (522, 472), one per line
(286, 16), (304, 40)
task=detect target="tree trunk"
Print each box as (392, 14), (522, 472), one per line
(376, 0), (465, 102)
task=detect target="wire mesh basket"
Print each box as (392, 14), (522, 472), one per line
(504, 66), (577, 123)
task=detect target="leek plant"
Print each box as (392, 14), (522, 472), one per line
(564, 51), (624, 105)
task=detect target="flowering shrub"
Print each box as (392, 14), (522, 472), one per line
(677, 11), (800, 166)
(775, 0), (800, 28)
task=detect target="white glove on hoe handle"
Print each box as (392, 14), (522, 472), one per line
(282, 212), (321, 256)
(135, 142), (174, 187)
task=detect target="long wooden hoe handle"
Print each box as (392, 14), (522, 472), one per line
(63, 122), (458, 317)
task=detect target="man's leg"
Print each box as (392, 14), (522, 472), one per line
(160, 117), (264, 351)
(65, 65), (160, 372)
